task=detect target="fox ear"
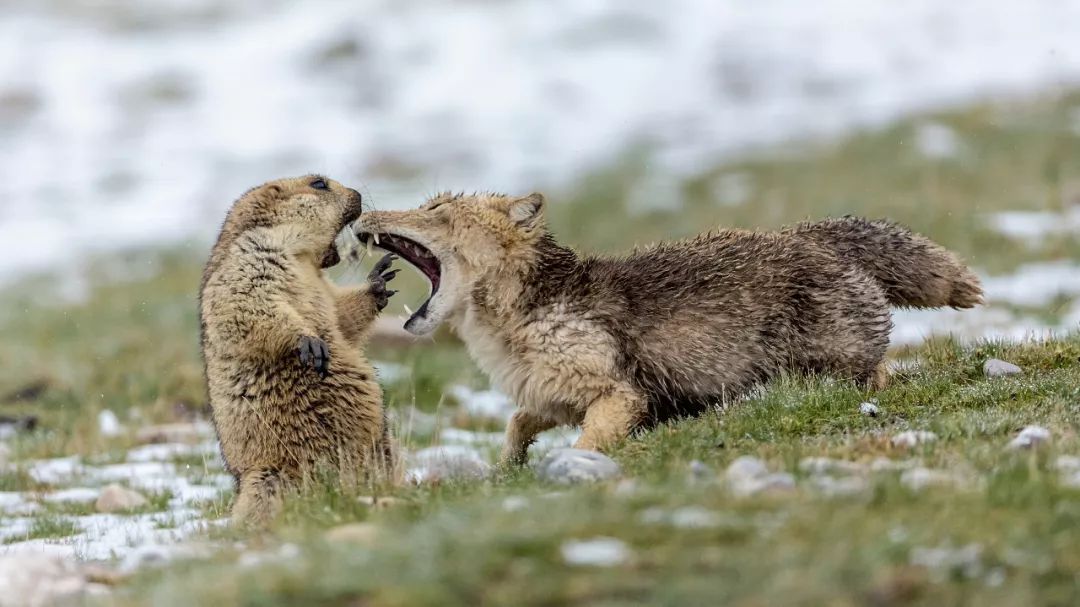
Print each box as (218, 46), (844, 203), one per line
(508, 192), (545, 229)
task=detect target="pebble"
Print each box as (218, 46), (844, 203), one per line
(798, 457), (865, 476)
(1007, 425), (1051, 449)
(535, 448), (621, 485)
(724, 456), (769, 482)
(687, 459), (712, 482)
(97, 410), (123, 438)
(724, 457), (795, 497)
(859, 401), (881, 417)
(891, 431), (938, 448)
(560, 537), (630, 567)
(408, 445), (491, 483)
(95, 484), (149, 513)
(983, 358), (1021, 378)
(900, 467), (963, 491)
(0, 554), (87, 607)
(324, 523), (379, 545)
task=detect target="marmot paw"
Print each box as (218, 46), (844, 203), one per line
(297, 335), (330, 377)
(367, 253), (400, 311)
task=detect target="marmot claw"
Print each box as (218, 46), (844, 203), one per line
(297, 335), (330, 377)
(368, 254), (400, 311)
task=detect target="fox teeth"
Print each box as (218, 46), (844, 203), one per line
(403, 303), (414, 316)
(373, 233), (380, 245)
(366, 238), (374, 258)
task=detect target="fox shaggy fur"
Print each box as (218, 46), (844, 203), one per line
(200, 175), (398, 527)
(356, 193), (983, 464)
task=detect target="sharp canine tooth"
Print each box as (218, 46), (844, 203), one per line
(403, 303), (413, 315)
(373, 233), (380, 245)
(366, 238), (373, 258)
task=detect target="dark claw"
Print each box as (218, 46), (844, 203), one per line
(369, 253), (397, 279)
(297, 335), (330, 377)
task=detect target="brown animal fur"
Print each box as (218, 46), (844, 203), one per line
(200, 175), (398, 527)
(355, 194), (983, 464)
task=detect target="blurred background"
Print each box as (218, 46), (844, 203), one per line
(1, 0), (1080, 586)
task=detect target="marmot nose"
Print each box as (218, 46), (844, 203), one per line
(348, 188), (362, 202)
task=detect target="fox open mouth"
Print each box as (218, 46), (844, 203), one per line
(357, 232), (442, 325)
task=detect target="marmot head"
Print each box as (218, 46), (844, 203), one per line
(354, 191), (545, 335)
(220, 175), (363, 268)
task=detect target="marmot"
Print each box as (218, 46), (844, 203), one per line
(200, 175), (399, 526)
(355, 193), (983, 464)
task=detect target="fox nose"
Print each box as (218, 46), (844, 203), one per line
(348, 188), (362, 203)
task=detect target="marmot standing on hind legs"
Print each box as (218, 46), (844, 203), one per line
(200, 175), (399, 527)
(355, 193), (984, 464)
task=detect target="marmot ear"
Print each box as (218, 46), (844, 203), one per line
(508, 192), (545, 229)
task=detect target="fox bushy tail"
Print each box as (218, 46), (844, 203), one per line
(790, 216), (983, 309)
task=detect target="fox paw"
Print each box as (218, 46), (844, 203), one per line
(297, 335), (330, 377)
(368, 253), (400, 311)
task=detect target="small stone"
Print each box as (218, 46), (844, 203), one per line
(325, 523), (378, 545)
(687, 459), (712, 482)
(900, 467), (963, 491)
(860, 402), (881, 417)
(135, 423), (201, 445)
(535, 448), (621, 484)
(1007, 425), (1051, 450)
(0, 554), (87, 606)
(724, 456), (768, 482)
(97, 410), (122, 438)
(560, 537), (630, 567)
(408, 445), (491, 484)
(798, 457), (865, 476)
(95, 484), (149, 513)
(892, 431), (938, 448)
(983, 359), (1021, 378)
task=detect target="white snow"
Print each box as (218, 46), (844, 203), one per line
(4, 1), (1080, 285)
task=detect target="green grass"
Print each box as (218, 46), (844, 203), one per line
(118, 336), (1080, 606)
(1, 92), (1079, 605)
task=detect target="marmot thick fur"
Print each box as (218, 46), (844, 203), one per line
(356, 193), (982, 463)
(200, 175), (398, 526)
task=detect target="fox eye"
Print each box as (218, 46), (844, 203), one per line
(310, 179), (329, 191)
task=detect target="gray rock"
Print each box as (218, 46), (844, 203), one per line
(724, 456), (768, 482)
(859, 401), (880, 417)
(0, 554), (87, 607)
(687, 459), (712, 482)
(95, 484), (149, 513)
(1007, 425), (1051, 449)
(798, 457), (865, 476)
(536, 448), (621, 484)
(407, 445), (492, 483)
(983, 358), (1021, 378)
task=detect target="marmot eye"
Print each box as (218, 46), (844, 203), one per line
(310, 179), (329, 191)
